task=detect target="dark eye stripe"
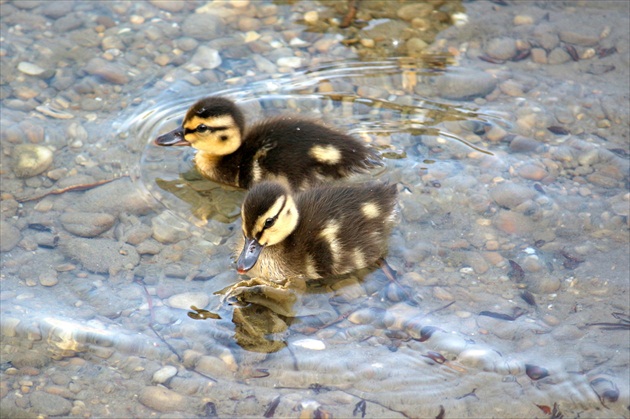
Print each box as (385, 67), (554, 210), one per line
(257, 196), (286, 237)
(184, 125), (229, 135)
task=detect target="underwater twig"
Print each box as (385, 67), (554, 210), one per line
(424, 301), (456, 317)
(340, 0), (359, 28)
(136, 279), (184, 363)
(586, 312), (630, 330)
(16, 176), (129, 202)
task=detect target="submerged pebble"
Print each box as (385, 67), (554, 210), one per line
(10, 350), (50, 369)
(0, 220), (21, 252)
(490, 182), (537, 209)
(433, 68), (497, 100)
(29, 391), (73, 417)
(84, 58), (129, 84)
(17, 62), (47, 77)
(138, 386), (201, 413)
(60, 212), (116, 237)
(60, 238), (139, 274)
(182, 13), (225, 40)
(152, 366), (178, 384)
(167, 292), (210, 310)
(485, 37), (517, 60)
(12, 144), (54, 178)
(547, 48), (572, 65)
(186, 46), (222, 71)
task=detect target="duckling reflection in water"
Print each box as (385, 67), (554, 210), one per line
(236, 180), (398, 280)
(154, 96), (382, 191)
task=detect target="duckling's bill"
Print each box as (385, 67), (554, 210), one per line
(154, 127), (190, 147)
(237, 237), (264, 274)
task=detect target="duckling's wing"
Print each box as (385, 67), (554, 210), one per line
(248, 117), (382, 190)
(290, 183), (397, 277)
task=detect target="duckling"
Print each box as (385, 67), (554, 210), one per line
(236, 180), (397, 280)
(154, 96), (381, 190)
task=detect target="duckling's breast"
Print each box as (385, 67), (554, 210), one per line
(194, 151), (242, 187)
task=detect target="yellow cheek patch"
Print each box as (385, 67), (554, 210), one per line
(184, 115), (241, 156)
(361, 202), (380, 219)
(309, 144), (342, 165)
(255, 196), (285, 236)
(256, 195), (299, 247)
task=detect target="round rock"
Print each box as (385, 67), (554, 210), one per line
(138, 386), (199, 413)
(524, 274), (560, 294)
(84, 58), (129, 85)
(152, 366), (178, 384)
(485, 37), (517, 60)
(0, 220), (21, 252)
(433, 68), (497, 100)
(60, 212), (116, 237)
(17, 62), (47, 77)
(167, 292), (210, 310)
(397, 3), (433, 20)
(149, 0), (185, 12)
(73, 179), (153, 216)
(494, 210), (534, 235)
(182, 13), (225, 40)
(151, 213), (191, 244)
(39, 271), (59, 287)
(41, 1), (74, 18)
(517, 164), (548, 181)
(12, 144), (54, 178)
(547, 48), (571, 65)
(490, 182), (537, 209)
(11, 350), (50, 368)
(187, 46), (222, 71)
(60, 238), (140, 274)
(29, 391), (72, 416)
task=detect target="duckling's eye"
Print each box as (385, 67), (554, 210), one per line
(263, 218), (276, 229)
(196, 124), (209, 133)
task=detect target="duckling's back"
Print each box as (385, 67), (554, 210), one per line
(284, 182), (397, 278)
(239, 116), (382, 190)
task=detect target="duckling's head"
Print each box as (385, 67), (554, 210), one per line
(237, 181), (299, 274)
(154, 97), (245, 156)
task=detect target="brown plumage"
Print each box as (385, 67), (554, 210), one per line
(154, 96), (382, 190)
(236, 180), (397, 280)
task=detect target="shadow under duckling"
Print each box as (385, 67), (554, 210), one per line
(236, 180), (398, 280)
(154, 96), (382, 191)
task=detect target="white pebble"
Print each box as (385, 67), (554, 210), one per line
(276, 57), (302, 68)
(513, 15), (534, 25)
(304, 11), (319, 24)
(289, 38), (309, 47)
(152, 366), (178, 384)
(17, 62), (46, 76)
(292, 338), (326, 350)
(167, 292), (209, 310)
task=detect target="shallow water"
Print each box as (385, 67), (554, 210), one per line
(1, 1), (629, 418)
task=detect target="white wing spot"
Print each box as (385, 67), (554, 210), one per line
(252, 161), (263, 182)
(361, 202), (380, 219)
(353, 248), (366, 269)
(309, 145), (342, 165)
(319, 220), (341, 262)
